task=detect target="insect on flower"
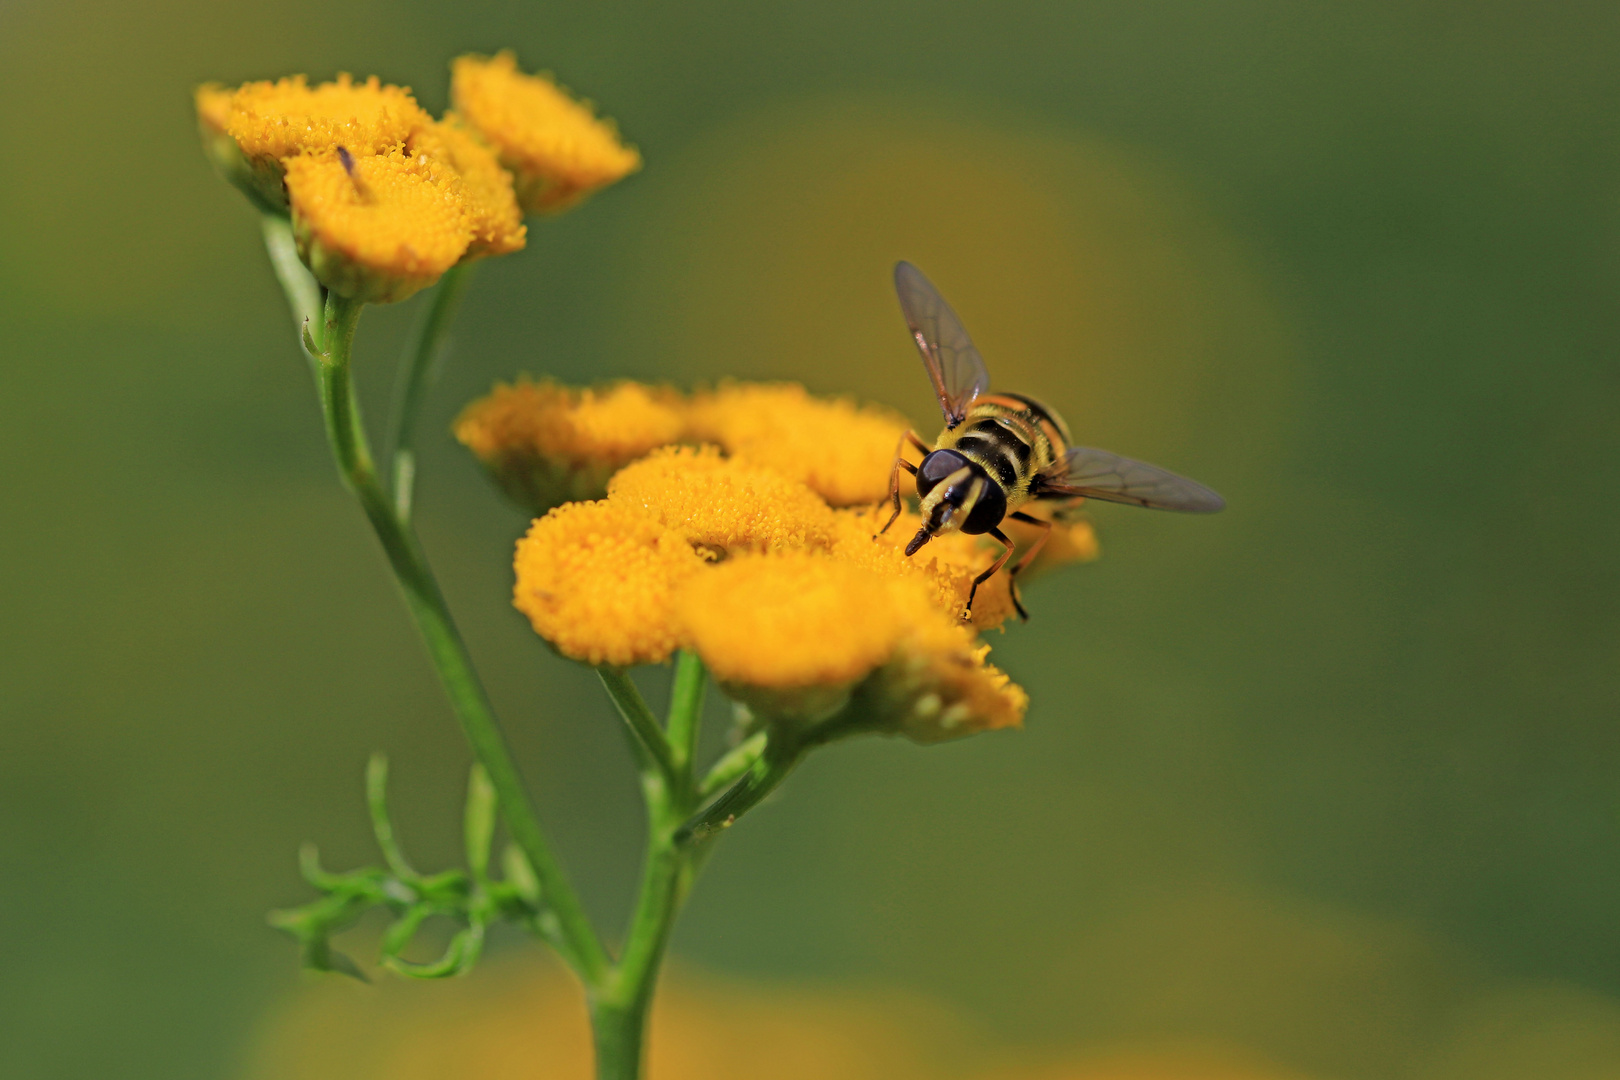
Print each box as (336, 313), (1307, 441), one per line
(879, 261), (1226, 620)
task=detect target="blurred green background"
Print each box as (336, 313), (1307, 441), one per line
(3, 1), (1618, 1077)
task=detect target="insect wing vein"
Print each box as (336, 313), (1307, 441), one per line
(1036, 446), (1225, 513)
(894, 261), (989, 427)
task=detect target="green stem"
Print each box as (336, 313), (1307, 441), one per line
(698, 730), (766, 799)
(591, 657), (708, 1080)
(676, 738), (801, 847)
(386, 262), (475, 522)
(311, 292), (609, 984)
(665, 651), (706, 774)
(598, 668), (679, 793)
(260, 215), (322, 337)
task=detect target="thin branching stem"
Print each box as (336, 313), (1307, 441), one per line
(386, 262), (475, 522)
(304, 288), (610, 985)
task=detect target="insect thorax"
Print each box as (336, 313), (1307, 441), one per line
(935, 398), (1060, 509)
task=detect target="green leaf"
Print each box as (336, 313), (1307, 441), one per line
(382, 919), (486, 979)
(366, 754), (418, 882)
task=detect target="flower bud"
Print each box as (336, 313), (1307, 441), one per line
(456, 380), (687, 515)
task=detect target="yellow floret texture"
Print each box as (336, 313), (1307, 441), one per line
(685, 383), (910, 507)
(285, 149), (472, 304)
(513, 501), (708, 668)
(408, 119), (527, 257)
(199, 56), (635, 300)
(227, 74), (429, 166)
(607, 447), (837, 554)
(451, 51), (641, 213)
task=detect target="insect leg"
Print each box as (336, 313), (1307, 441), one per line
(876, 430), (930, 538)
(1005, 510), (1054, 621)
(964, 526), (1016, 620)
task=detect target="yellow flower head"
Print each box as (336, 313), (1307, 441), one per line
(199, 68), (544, 300)
(222, 74), (431, 210)
(513, 501), (707, 668)
(227, 73), (429, 163)
(858, 641), (1028, 745)
(671, 551), (1023, 742)
(451, 51), (641, 213)
(678, 553), (910, 697)
(686, 382), (910, 507)
(407, 119), (527, 258)
(455, 379), (687, 514)
(285, 147), (472, 303)
(607, 446), (837, 555)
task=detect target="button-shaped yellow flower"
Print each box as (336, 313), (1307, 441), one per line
(223, 74), (432, 211)
(513, 501), (708, 668)
(284, 147), (472, 304)
(607, 446), (838, 555)
(451, 52), (641, 213)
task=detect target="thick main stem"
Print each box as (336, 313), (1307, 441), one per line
(590, 656), (708, 1080)
(312, 294), (609, 983)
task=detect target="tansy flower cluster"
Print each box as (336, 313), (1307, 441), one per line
(196, 54), (638, 303)
(483, 382), (1099, 746)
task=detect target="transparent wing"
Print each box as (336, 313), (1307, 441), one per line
(894, 261), (990, 428)
(1034, 446), (1225, 513)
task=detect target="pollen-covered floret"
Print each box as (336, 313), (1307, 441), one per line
(455, 379), (688, 514)
(408, 120), (527, 258)
(678, 554), (912, 690)
(228, 74), (430, 162)
(451, 52), (641, 213)
(830, 505), (1018, 629)
(512, 501), (708, 667)
(686, 383), (910, 507)
(284, 148), (472, 303)
(607, 446), (838, 555)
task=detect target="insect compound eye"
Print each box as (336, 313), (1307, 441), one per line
(915, 449), (969, 498)
(960, 473), (1008, 535)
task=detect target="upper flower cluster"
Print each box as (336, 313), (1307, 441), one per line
(485, 380), (1099, 746)
(196, 55), (639, 303)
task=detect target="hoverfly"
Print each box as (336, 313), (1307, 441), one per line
(878, 261), (1225, 620)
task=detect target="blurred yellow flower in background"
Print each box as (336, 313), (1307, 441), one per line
(241, 958), (971, 1080)
(240, 956), (1328, 1080)
(452, 51), (642, 213)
